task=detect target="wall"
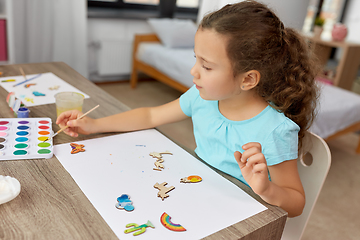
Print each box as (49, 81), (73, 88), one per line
(197, 0), (310, 30)
(343, 0), (360, 43)
(88, 18), (152, 82)
(89, 0), (360, 82)
(89, 0), (309, 82)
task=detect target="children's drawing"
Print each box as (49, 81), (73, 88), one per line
(0, 72), (89, 107)
(150, 151), (173, 171)
(24, 97), (34, 104)
(180, 175), (202, 183)
(32, 91), (45, 96)
(154, 182), (175, 201)
(153, 158), (164, 171)
(115, 194), (134, 211)
(149, 151), (172, 159)
(70, 143), (85, 154)
(49, 85), (60, 90)
(160, 212), (186, 232)
(124, 220), (155, 236)
(24, 83), (36, 88)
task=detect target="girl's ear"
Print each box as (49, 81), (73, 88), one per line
(240, 70), (261, 90)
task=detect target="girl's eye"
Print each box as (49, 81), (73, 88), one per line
(202, 65), (211, 70)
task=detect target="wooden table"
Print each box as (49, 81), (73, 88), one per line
(0, 62), (287, 239)
(306, 36), (360, 91)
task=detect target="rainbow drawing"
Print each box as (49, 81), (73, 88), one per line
(160, 212), (186, 232)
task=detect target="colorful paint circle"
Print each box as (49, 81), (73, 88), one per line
(0, 137), (6, 143)
(38, 142), (51, 148)
(38, 131), (50, 136)
(14, 143), (29, 149)
(15, 137), (29, 143)
(16, 131), (29, 136)
(38, 125), (50, 130)
(0, 126), (8, 131)
(38, 136), (49, 142)
(0, 144), (4, 150)
(18, 121), (29, 125)
(17, 125), (30, 130)
(0, 132), (8, 137)
(38, 149), (51, 154)
(13, 150), (28, 155)
(0, 121), (9, 125)
(38, 120), (50, 124)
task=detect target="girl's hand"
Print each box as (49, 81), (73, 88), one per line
(56, 110), (95, 137)
(234, 142), (270, 195)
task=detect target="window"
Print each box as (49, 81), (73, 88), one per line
(88, 0), (199, 11)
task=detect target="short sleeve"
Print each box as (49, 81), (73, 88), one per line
(179, 85), (198, 117)
(263, 119), (299, 166)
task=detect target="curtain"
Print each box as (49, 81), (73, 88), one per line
(11, 0), (88, 78)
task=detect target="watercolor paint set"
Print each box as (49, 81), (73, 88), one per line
(0, 118), (54, 160)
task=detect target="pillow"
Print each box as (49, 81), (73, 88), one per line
(147, 18), (197, 48)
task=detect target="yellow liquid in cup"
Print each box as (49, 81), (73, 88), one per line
(56, 106), (83, 117)
(55, 92), (84, 117)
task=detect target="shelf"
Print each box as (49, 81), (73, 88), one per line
(305, 36), (360, 90)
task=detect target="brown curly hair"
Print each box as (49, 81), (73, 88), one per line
(199, 0), (320, 150)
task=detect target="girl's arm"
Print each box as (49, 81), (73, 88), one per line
(234, 142), (305, 217)
(57, 98), (189, 137)
(266, 159), (305, 217)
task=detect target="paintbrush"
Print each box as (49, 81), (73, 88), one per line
(19, 67), (26, 81)
(44, 105), (100, 142)
(13, 73), (42, 87)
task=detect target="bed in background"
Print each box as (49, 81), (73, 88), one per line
(131, 32), (360, 154)
(131, 34), (192, 93)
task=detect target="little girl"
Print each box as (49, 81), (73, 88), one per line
(57, 1), (319, 217)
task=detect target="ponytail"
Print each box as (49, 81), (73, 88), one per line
(259, 28), (320, 149)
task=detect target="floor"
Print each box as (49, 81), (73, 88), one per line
(98, 80), (360, 240)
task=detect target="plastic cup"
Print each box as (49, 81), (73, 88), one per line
(55, 92), (84, 117)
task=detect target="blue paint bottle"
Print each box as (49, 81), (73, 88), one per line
(17, 107), (30, 118)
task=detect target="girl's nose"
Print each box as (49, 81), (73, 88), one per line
(190, 65), (200, 79)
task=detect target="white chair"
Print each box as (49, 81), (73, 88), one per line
(281, 131), (331, 240)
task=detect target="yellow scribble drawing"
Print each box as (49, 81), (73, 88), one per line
(24, 97), (34, 103)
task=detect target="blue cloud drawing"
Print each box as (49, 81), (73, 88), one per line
(115, 194), (134, 211)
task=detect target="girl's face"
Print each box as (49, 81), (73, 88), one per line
(191, 28), (243, 101)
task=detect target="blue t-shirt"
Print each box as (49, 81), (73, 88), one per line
(179, 85), (299, 185)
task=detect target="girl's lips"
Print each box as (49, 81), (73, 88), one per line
(195, 84), (202, 89)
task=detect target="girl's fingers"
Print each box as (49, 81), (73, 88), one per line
(235, 151), (249, 170)
(251, 162), (268, 173)
(242, 142), (262, 151)
(56, 110), (82, 125)
(241, 147), (260, 163)
(245, 153), (266, 167)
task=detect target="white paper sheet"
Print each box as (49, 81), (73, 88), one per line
(54, 129), (267, 240)
(0, 72), (89, 107)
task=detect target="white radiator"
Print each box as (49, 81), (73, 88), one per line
(98, 40), (132, 76)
